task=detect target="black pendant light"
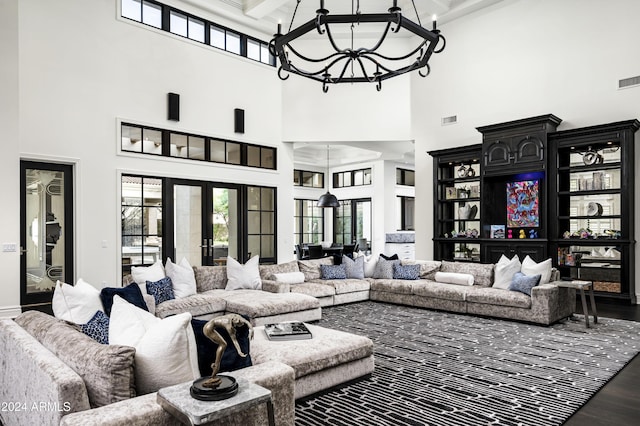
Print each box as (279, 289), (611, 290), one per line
(317, 145), (340, 208)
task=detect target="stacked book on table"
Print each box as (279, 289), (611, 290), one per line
(264, 321), (312, 341)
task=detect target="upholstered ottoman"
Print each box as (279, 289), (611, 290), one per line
(251, 324), (375, 399)
(213, 290), (322, 326)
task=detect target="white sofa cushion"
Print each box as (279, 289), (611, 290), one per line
(131, 259), (165, 294)
(493, 254), (521, 289)
(165, 257), (197, 298)
(108, 296), (199, 395)
(52, 278), (104, 324)
(226, 255), (262, 290)
(521, 255), (552, 284)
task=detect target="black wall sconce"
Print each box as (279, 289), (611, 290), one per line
(168, 93), (180, 121)
(234, 108), (245, 134)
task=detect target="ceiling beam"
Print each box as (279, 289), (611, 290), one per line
(244, 0), (290, 20)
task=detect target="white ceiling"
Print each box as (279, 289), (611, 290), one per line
(183, 0), (505, 166)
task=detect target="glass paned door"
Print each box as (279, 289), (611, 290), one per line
(212, 187), (239, 263)
(168, 180), (241, 266)
(21, 161), (73, 309)
(173, 184), (203, 266)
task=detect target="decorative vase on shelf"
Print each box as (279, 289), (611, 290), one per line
(457, 204), (477, 220)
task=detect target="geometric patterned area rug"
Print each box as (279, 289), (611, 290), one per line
(295, 301), (640, 426)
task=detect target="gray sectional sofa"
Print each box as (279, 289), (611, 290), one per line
(258, 258), (575, 326)
(0, 256), (576, 426)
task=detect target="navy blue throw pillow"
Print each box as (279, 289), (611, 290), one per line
(320, 264), (347, 280)
(146, 277), (175, 306)
(100, 283), (148, 316)
(393, 263), (421, 280)
(508, 272), (541, 296)
(380, 253), (399, 261)
(191, 317), (252, 377)
(80, 311), (110, 344)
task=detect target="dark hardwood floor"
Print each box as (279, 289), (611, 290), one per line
(563, 300), (640, 426)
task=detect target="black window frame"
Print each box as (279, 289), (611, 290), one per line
(396, 168), (415, 186)
(294, 199), (325, 245)
(333, 168), (372, 188)
(121, 0), (275, 66)
(398, 196), (415, 231)
(293, 169), (325, 188)
(121, 122), (277, 171)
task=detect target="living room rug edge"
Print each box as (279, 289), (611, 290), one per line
(295, 301), (640, 426)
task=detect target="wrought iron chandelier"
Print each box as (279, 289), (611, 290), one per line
(269, 0), (446, 92)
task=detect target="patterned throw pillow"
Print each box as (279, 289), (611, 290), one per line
(373, 258), (401, 279)
(81, 310), (110, 344)
(320, 264), (347, 280)
(392, 263), (421, 280)
(146, 277), (176, 305)
(342, 255), (365, 279)
(508, 272), (541, 296)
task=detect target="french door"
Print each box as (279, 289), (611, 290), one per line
(166, 180), (242, 266)
(20, 161), (74, 310)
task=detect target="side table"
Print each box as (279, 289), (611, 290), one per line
(553, 280), (598, 328)
(157, 378), (275, 426)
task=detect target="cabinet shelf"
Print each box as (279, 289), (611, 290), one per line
(558, 189), (620, 196)
(441, 197), (481, 203)
(558, 162), (621, 173)
(439, 176), (480, 184)
(558, 215), (621, 220)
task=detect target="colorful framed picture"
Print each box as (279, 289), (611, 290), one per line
(490, 225), (505, 239)
(506, 180), (540, 228)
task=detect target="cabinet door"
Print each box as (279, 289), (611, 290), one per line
(483, 243), (546, 263)
(483, 139), (511, 169)
(513, 136), (544, 165)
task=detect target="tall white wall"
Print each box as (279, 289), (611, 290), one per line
(412, 0), (640, 292)
(281, 37), (413, 143)
(0, 0), (21, 317)
(0, 0), (287, 314)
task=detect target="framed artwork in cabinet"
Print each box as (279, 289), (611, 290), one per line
(506, 179), (539, 228)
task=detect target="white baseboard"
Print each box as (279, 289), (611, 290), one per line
(0, 305), (22, 319)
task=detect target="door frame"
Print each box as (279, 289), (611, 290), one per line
(164, 178), (245, 266)
(20, 160), (74, 308)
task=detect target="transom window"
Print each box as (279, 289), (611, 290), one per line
(396, 168), (415, 186)
(293, 170), (324, 188)
(121, 123), (276, 170)
(333, 168), (372, 188)
(121, 0), (275, 66)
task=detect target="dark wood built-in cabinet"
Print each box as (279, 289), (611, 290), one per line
(548, 120), (639, 303)
(430, 115), (638, 303)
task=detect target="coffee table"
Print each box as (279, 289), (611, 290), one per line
(157, 378), (274, 425)
(553, 280), (598, 328)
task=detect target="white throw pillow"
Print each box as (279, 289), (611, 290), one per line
(434, 272), (474, 286)
(493, 254), (521, 289)
(52, 278), (104, 324)
(131, 259), (165, 294)
(363, 254), (378, 278)
(165, 257), (197, 298)
(521, 255), (552, 284)
(225, 255), (262, 290)
(272, 271), (306, 285)
(108, 296), (199, 395)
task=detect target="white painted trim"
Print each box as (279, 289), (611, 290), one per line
(0, 305), (22, 319)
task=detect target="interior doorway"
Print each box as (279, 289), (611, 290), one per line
(20, 161), (74, 311)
